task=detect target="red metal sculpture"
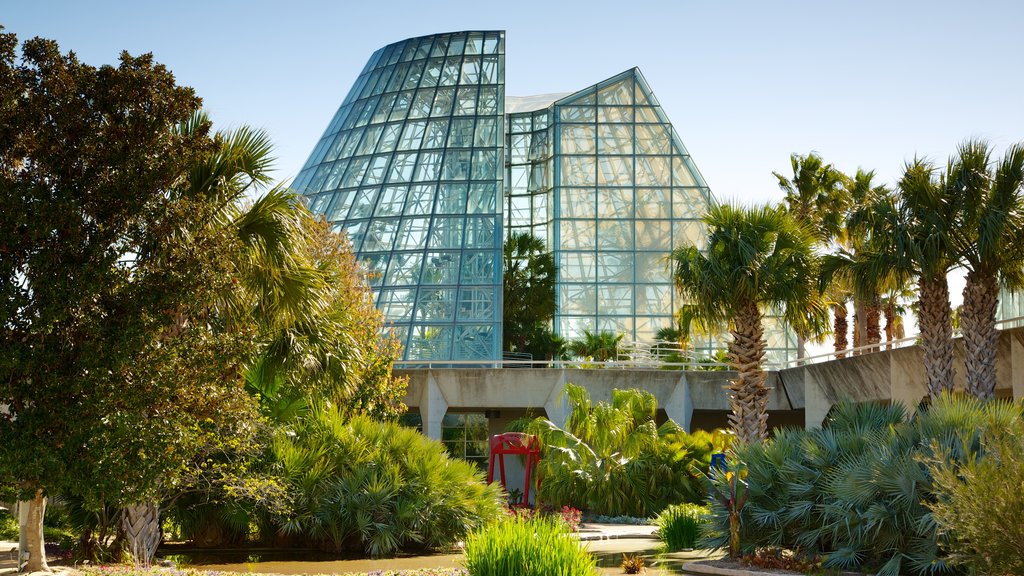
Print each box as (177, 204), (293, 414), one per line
(487, 432), (541, 506)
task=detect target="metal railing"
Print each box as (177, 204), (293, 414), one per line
(392, 316), (1024, 371)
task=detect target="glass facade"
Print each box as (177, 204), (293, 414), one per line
(295, 31), (796, 364)
(292, 31), (505, 362)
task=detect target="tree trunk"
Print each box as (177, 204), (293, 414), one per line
(123, 501), (162, 567)
(24, 490), (48, 572)
(833, 303), (848, 358)
(865, 296), (882, 352)
(727, 300), (769, 444)
(853, 299), (865, 353)
(961, 270), (1000, 399)
(918, 274), (956, 397)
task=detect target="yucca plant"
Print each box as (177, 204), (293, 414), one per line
(273, 408), (504, 557)
(463, 513), (598, 576)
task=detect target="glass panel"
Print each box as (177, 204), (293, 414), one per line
(597, 156), (633, 186)
(413, 151), (442, 181)
(429, 216), (464, 249)
(597, 106), (632, 123)
(673, 220), (706, 250)
(596, 188), (633, 219)
(432, 87), (455, 116)
(454, 86), (478, 115)
(422, 252), (461, 285)
(457, 287), (494, 321)
(559, 284), (596, 315)
(560, 156), (596, 186)
(559, 316), (595, 340)
(467, 183), (497, 214)
(598, 78), (633, 105)
(385, 252), (423, 285)
(377, 123), (402, 153)
(443, 150), (471, 180)
(387, 152), (418, 183)
(472, 150), (497, 180)
(423, 119), (449, 148)
(474, 117), (498, 147)
(559, 220), (596, 250)
(349, 187), (380, 218)
(464, 217), (495, 248)
(597, 252), (633, 283)
(637, 285), (672, 315)
(635, 220), (671, 250)
(415, 288), (455, 321)
(672, 156), (698, 186)
(404, 185), (434, 216)
(455, 325), (494, 361)
(435, 183), (468, 214)
(408, 326), (453, 359)
(636, 252), (671, 282)
(673, 187), (708, 217)
(408, 89), (434, 118)
(397, 217), (430, 247)
(558, 106), (595, 122)
(636, 188), (671, 219)
(448, 118), (475, 147)
(374, 186), (407, 217)
(634, 106), (660, 123)
(460, 251), (495, 284)
(598, 220), (632, 250)
(379, 288), (415, 321)
(363, 218), (399, 252)
(597, 124), (633, 155)
(559, 252), (596, 282)
(560, 125), (596, 154)
(598, 285), (633, 315)
(636, 156), (670, 186)
(634, 124), (670, 154)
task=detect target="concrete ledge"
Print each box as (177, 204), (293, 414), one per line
(682, 560), (796, 576)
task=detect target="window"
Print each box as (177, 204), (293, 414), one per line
(442, 413), (489, 468)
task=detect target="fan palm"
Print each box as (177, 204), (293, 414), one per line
(945, 140), (1024, 398)
(567, 329), (623, 362)
(673, 203), (828, 443)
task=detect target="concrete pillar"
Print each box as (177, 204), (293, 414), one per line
(665, 373), (694, 431)
(1012, 335), (1024, 400)
(543, 370), (570, 428)
(419, 371), (448, 440)
(804, 371), (832, 429)
(18, 499), (28, 570)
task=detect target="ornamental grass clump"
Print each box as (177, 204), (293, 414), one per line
(463, 514), (598, 576)
(655, 503), (708, 551)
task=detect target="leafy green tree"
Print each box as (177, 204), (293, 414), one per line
(673, 204), (827, 443)
(0, 31), (265, 570)
(945, 140), (1024, 399)
(502, 232), (559, 359)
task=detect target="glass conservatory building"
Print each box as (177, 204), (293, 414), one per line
(292, 30), (797, 363)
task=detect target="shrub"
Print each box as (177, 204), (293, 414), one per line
(703, 394), (1023, 574)
(656, 503), (707, 551)
(926, 424), (1024, 575)
(275, 410), (505, 557)
(463, 514), (597, 576)
(620, 553), (646, 574)
(527, 384), (714, 517)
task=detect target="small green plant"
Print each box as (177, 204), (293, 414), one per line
(655, 503), (707, 551)
(620, 553), (646, 574)
(464, 514), (598, 576)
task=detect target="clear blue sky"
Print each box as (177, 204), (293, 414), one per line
(6, 0), (1023, 208)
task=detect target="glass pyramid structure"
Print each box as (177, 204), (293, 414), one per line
(292, 30), (797, 364)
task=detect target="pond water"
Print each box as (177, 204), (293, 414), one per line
(162, 540), (720, 575)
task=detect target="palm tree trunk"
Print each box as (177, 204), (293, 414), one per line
(918, 274), (956, 397)
(961, 270), (999, 399)
(883, 303), (895, 348)
(727, 300), (769, 444)
(853, 299), (865, 353)
(833, 303), (848, 358)
(23, 490), (48, 572)
(123, 501), (162, 567)
(865, 296), (882, 352)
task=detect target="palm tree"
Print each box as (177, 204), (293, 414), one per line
(856, 160), (959, 397)
(775, 153), (849, 359)
(946, 140), (1024, 398)
(567, 329), (623, 362)
(673, 204), (828, 443)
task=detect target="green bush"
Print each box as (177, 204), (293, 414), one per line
(275, 409), (504, 557)
(703, 394), (1023, 575)
(464, 513), (597, 576)
(526, 384), (716, 517)
(656, 503), (707, 550)
(927, 424), (1024, 575)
